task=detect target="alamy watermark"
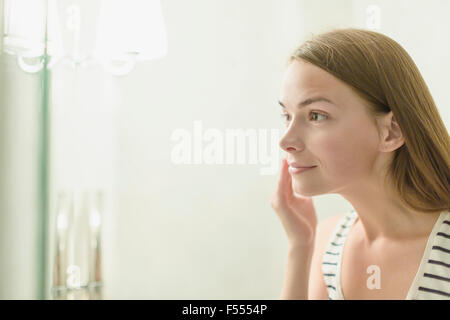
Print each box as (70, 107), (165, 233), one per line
(366, 264), (381, 290)
(366, 4), (381, 30)
(170, 121), (282, 175)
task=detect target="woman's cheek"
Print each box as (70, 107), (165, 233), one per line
(314, 133), (368, 176)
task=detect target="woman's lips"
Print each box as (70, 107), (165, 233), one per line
(288, 165), (316, 174)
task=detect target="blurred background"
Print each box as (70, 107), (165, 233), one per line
(0, 0), (449, 299)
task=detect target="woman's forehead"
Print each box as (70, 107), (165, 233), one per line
(281, 60), (362, 108)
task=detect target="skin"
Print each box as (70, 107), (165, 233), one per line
(277, 58), (444, 299)
(278, 58), (442, 245)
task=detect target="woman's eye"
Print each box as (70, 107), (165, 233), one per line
(310, 111), (328, 122)
(280, 113), (290, 122)
(280, 111), (327, 123)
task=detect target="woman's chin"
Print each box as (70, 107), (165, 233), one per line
(292, 182), (323, 197)
(292, 188), (316, 197)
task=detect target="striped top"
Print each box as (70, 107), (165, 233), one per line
(322, 209), (450, 300)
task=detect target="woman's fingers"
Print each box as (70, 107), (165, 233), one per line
(277, 158), (293, 202)
(271, 157), (318, 245)
(271, 157), (296, 222)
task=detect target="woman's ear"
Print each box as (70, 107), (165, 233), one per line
(378, 111), (405, 152)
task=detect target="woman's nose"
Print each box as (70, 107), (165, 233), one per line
(279, 120), (306, 153)
(279, 133), (300, 153)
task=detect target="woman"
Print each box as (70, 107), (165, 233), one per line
(270, 28), (450, 300)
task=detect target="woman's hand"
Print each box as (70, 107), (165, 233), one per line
(270, 158), (318, 247)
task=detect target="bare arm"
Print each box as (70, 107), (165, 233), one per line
(280, 213), (346, 300)
(280, 243), (315, 300)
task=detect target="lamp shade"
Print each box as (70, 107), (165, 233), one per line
(2, 0), (167, 74)
(2, 0), (63, 72)
(2, 0), (64, 55)
(2, 0), (47, 56)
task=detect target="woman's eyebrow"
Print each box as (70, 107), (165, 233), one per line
(278, 96), (336, 109)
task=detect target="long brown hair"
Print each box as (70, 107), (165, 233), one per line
(288, 28), (450, 213)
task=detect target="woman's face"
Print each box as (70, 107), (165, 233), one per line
(278, 59), (383, 196)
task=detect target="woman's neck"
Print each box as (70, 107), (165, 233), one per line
(339, 179), (442, 244)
